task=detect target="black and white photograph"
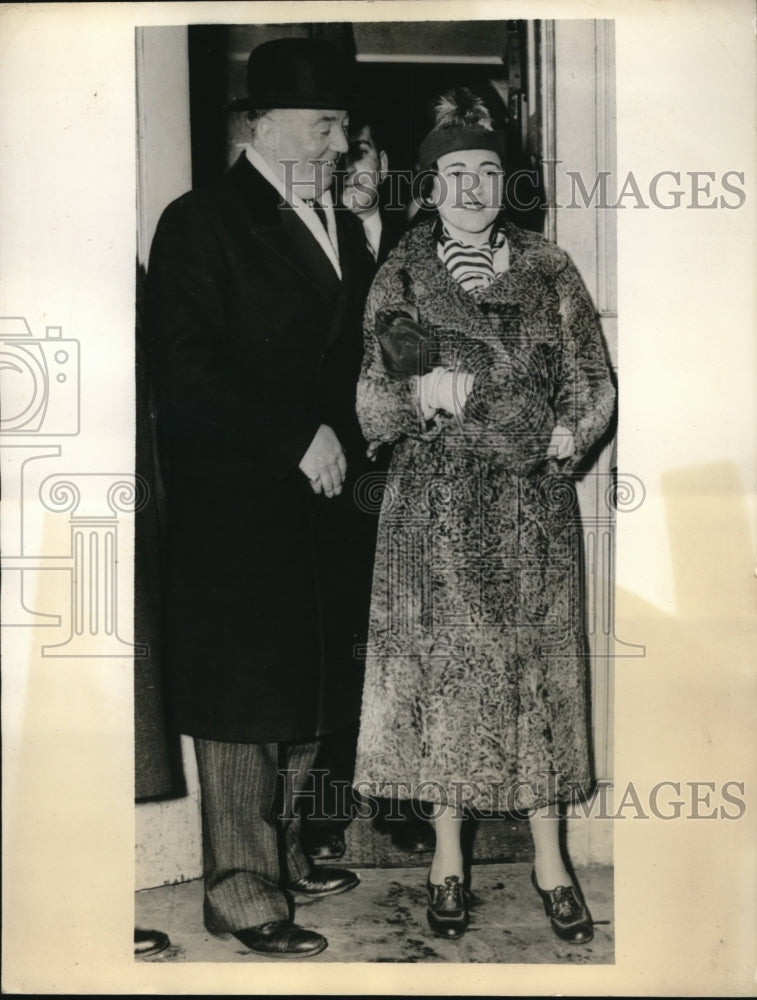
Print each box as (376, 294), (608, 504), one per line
(1, 1), (755, 995)
(133, 16), (617, 965)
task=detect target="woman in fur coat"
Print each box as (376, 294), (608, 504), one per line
(352, 89), (616, 942)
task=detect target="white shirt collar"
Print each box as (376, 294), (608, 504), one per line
(361, 210), (383, 260)
(243, 144), (341, 278)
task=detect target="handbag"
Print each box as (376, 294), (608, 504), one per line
(375, 305), (436, 378)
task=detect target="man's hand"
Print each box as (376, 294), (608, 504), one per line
(299, 424), (347, 498)
(547, 424), (576, 461)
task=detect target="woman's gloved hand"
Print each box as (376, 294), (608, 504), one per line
(418, 366), (475, 420)
(547, 423), (576, 461)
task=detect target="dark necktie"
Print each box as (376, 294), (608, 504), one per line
(306, 199), (328, 233)
(314, 201), (328, 232)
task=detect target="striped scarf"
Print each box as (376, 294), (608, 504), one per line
(438, 221), (507, 293)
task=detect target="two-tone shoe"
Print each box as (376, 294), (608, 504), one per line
(531, 868), (594, 944)
(426, 874), (470, 938)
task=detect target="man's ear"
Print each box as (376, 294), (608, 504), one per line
(254, 114), (278, 152)
(378, 150), (389, 182)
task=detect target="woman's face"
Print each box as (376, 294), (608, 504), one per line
(431, 148), (504, 239)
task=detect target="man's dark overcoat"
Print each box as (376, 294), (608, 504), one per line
(145, 153), (375, 744)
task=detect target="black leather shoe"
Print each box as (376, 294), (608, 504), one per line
(232, 920), (327, 958)
(390, 820), (436, 854)
(134, 927), (170, 957)
(426, 875), (470, 938)
(305, 830), (346, 862)
(287, 867), (359, 898)
(531, 868), (594, 943)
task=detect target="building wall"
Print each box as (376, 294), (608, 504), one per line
(546, 20), (621, 782)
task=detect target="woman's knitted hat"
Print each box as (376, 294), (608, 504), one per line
(418, 88), (505, 171)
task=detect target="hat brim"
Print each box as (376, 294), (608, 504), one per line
(224, 95), (350, 112)
(418, 127), (506, 172)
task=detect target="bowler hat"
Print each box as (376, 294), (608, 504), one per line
(225, 38), (352, 111)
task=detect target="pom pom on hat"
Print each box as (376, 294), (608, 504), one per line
(433, 88), (494, 130)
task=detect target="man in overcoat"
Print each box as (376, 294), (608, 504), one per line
(145, 38), (376, 958)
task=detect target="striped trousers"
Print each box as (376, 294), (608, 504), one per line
(194, 737), (318, 931)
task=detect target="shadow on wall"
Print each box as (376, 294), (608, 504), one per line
(135, 259), (186, 804)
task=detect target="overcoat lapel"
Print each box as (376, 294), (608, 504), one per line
(320, 206), (369, 348)
(280, 204), (374, 346)
(279, 207), (341, 300)
(227, 153), (341, 303)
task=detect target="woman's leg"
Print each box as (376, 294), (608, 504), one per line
(429, 804), (464, 883)
(528, 804), (594, 943)
(426, 801), (469, 937)
(529, 804), (572, 889)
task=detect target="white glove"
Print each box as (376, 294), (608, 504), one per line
(418, 367), (475, 420)
(547, 423), (576, 461)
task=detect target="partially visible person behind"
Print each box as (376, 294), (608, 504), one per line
(340, 111), (399, 264)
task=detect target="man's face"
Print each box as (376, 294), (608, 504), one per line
(341, 124), (387, 217)
(268, 108), (350, 199)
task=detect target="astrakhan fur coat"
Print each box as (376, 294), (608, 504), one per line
(352, 217), (616, 813)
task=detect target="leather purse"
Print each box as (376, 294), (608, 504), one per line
(375, 305), (436, 378)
